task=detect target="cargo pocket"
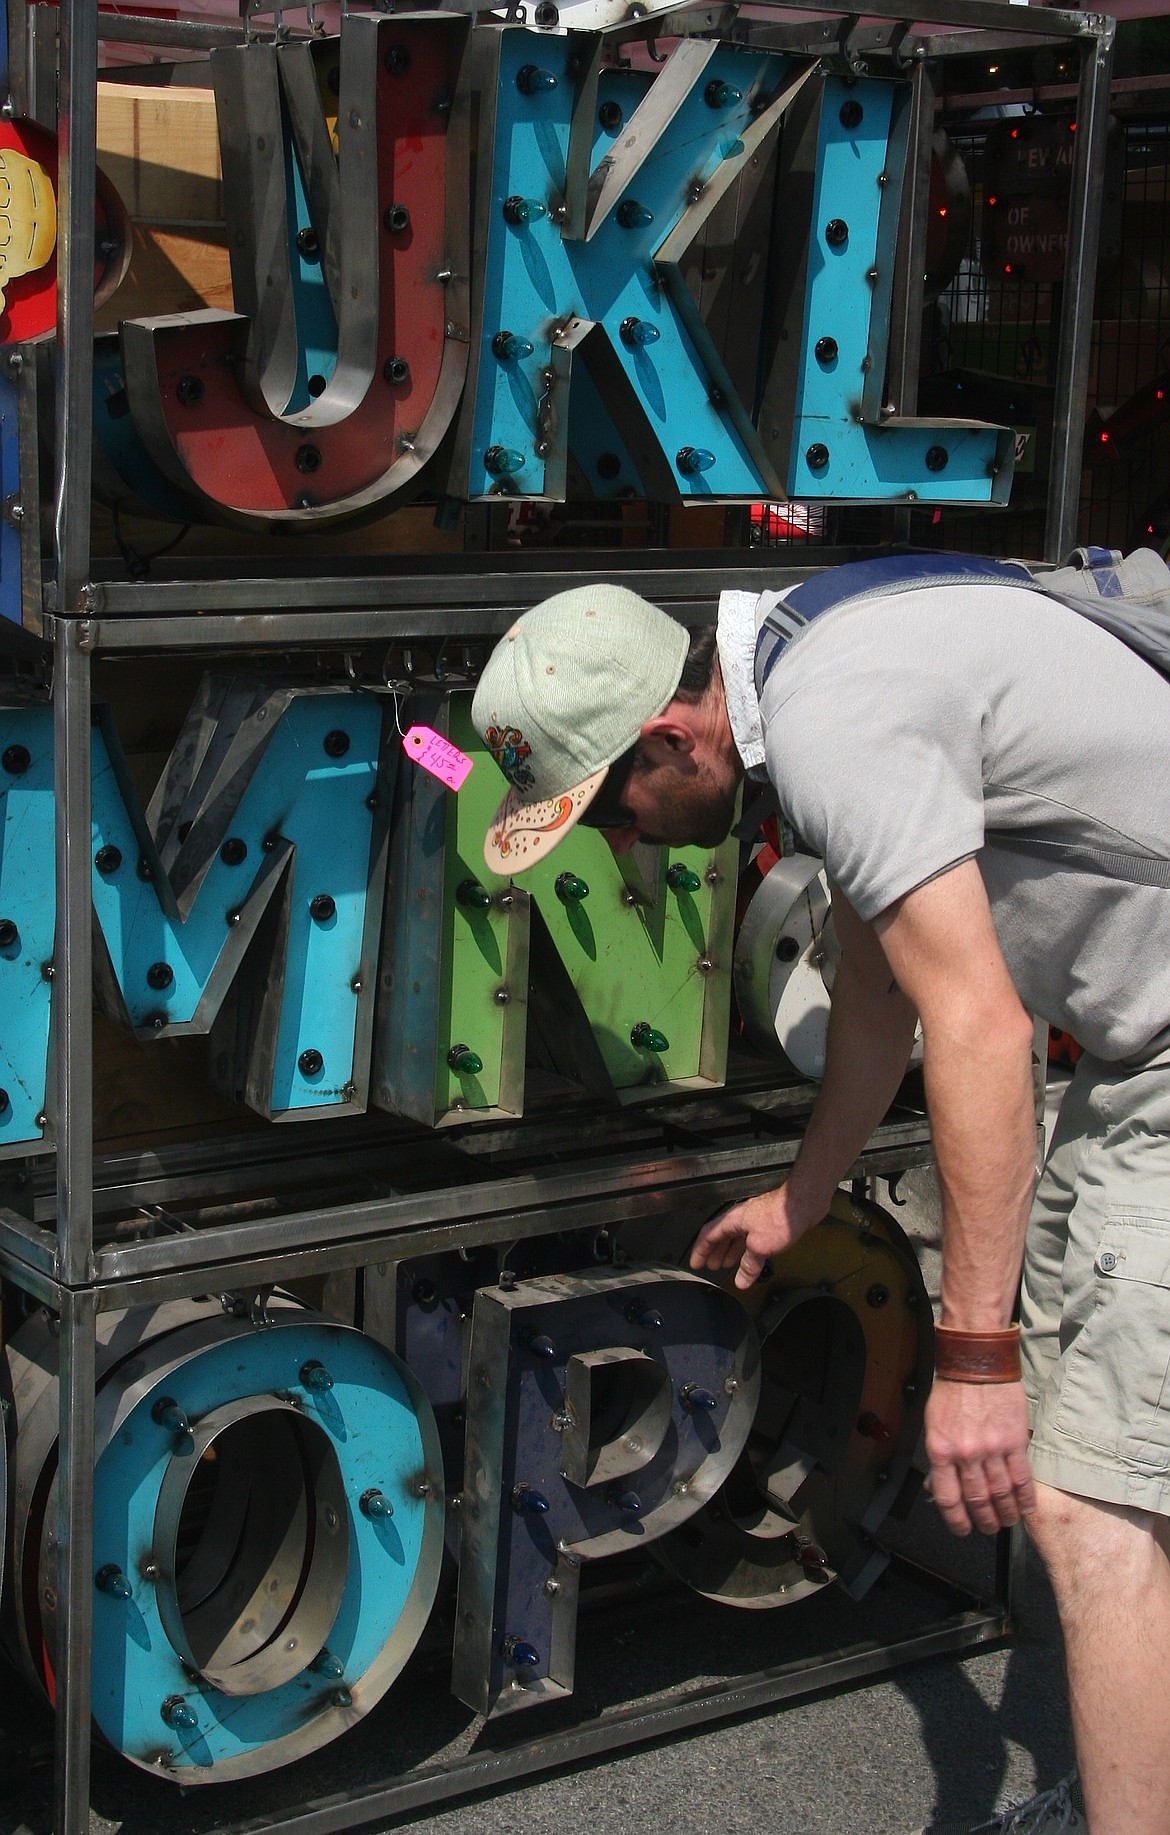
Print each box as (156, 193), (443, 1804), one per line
(1053, 1217), (1170, 1465)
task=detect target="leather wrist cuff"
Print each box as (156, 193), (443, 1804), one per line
(934, 1323), (1021, 1384)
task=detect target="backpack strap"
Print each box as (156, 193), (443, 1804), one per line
(1061, 545), (1126, 597)
(753, 552), (1037, 694)
(984, 833), (1170, 889)
(751, 549), (1170, 890)
(732, 779), (782, 840)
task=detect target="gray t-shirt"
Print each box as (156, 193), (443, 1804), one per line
(758, 581), (1170, 1066)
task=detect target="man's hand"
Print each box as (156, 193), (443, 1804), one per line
(925, 1377), (1036, 1536)
(871, 863), (1038, 1540)
(689, 1186), (809, 1289)
(686, 887), (918, 1296)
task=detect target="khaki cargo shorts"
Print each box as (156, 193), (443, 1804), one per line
(1021, 1051), (1170, 1514)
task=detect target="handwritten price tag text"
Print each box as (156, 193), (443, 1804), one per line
(401, 724), (474, 791)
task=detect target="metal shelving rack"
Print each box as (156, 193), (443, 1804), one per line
(0, 2), (1113, 1830)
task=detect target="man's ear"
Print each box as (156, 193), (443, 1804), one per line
(637, 707), (698, 761)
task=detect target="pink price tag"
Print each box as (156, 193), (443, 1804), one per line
(402, 723), (474, 791)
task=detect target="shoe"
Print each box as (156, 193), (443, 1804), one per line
(911, 1771), (1086, 1834)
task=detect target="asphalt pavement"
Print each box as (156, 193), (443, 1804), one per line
(381, 1544), (1073, 1835)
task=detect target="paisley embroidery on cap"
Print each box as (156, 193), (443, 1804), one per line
(485, 724), (535, 791)
(493, 794), (575, 858)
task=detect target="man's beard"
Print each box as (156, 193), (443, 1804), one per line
(647, 768), (739, 849)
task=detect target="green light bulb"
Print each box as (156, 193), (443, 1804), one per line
(492, 331), (535, 362)
(617, 200), (654, 230)
(667, 864), (702, 893)
(517, 64), (558, 95)
(503, 195), (548, 227)
(630, 1022), (669, 1053)
(484, 446), (525, 477)
(677, 446), (716, 475)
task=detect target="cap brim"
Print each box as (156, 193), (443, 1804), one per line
(484, 766), (608, 875)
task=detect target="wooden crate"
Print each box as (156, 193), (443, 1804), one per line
(95, 82), (230, 331)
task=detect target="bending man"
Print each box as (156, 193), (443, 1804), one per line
(471, 565), (1170, 1834)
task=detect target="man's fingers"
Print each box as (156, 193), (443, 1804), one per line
(957, 1461), (1006, 1536)
(733, 1248), (764, 1290)
(962, 1443), (1035, 1532)
(930, 1450), (1035, 1538)
(690, 1235), (743, 1272)
(1004, 1448), (1037, 1516)
(977, 1453), (1027, 1528)
(690, 1188), (799, 1285)
(689, 1209), (738, 1264)
(708, 1244), (743, 1272)
(928, 1462), (972, 1537)
(690, 1213), (769, 1289)
(690, 1207), (756, 1273)
(925, 1378), (1034, 1539)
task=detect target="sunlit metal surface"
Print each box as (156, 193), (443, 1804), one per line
(3, 1296), (443, 1780)
(656, 1190), (932, 1603)
(453, 1262), (760, 1716)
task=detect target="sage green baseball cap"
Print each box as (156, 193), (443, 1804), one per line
(472, 584), (689, 874)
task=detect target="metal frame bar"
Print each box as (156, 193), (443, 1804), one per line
(55, 2), (97, 603)
(885, 60), (935, 422)
(0, 1119), (935, 1294)
(53, 617), (94, 1289)
(1043, 16), (1116, 562)
(51, 4), (101, 1825)
(96, 13), (248, 52)
(642, 0), (1101, 45)
(85, 0), (1105, 50)
(57, 555), (845, 626)
(52, 1286), (98, 1835)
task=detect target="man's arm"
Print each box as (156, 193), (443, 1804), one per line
(873, 858), (1037, 1536)
(691, 855), (1037, 1536)
(689, 884), (918, 1283)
